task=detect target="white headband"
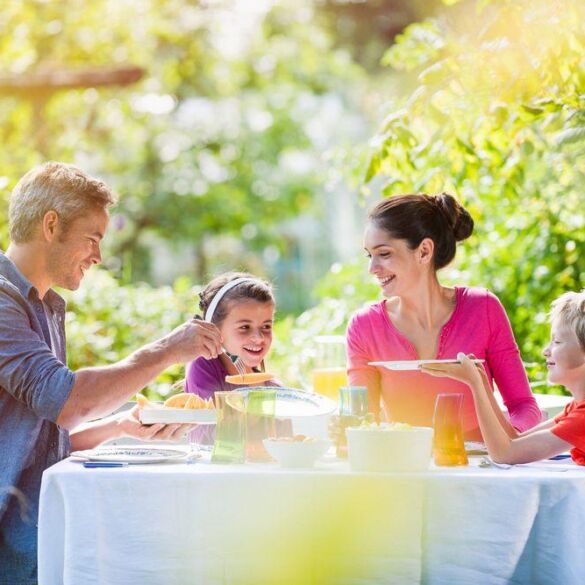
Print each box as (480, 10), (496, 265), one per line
(204, 278), (258, 322)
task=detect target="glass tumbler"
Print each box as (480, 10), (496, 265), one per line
(432, 393), (468, 466)
(336, 386), (369, 458)
(212, 391), (246, 464)
(245, 389), (277, 462)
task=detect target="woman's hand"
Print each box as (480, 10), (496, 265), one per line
(420, 352), (485, 389)
(117, 406), (196, 442)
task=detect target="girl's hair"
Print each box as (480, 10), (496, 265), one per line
(368, 193), (474, 270)
(550, 290), (585, 351)
(199, 272), (275, 326)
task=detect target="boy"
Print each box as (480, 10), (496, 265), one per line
(421, 290), (585, 464)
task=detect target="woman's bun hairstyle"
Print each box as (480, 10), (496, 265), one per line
(368, 192), (474, 270)
(434, 192), (474, 242)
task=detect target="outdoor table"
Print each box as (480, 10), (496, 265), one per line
(38, 452), (585, 585)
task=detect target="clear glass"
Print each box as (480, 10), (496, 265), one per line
(433, 393), (469, 467)
(336, 386), (369, 458)
(211, 391), (246, 464)
(311, 335), (348, 401)
(339, 386), (368, 417)
(245, 389), (277, 462)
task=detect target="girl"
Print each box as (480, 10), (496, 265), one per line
(185, 271), (279, 398)
(347, 193), (542, 440)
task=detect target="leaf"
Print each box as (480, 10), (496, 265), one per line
(555, 127), (585, 147)
(364, 154), (381, 183)
(520, 105), (545, 118)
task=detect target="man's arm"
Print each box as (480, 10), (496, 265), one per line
(57, 319), (222, 430)
(69, 406), (194, 451)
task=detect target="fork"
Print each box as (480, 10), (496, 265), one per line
(225, 350), (247, 377)
(479, 457), (569, 472)
(479, 457), (511, 469)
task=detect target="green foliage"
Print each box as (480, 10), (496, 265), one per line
(0, 0), (365, 285)
(271, 261), (378, 387)
(273, 0), (584, 395)
(363, 0), (585, 392)
(63, 269), (197, 399)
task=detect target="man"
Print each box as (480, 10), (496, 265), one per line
(0, 162), (223, 584)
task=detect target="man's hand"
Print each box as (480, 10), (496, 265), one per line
(164, 318), (223, 363)
(117, 406), (196, 442)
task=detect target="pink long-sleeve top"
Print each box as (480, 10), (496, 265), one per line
(346, 286), (542, 440)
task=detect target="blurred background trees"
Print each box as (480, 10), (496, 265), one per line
(0, 0), (583, 397)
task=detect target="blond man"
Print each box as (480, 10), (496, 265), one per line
(0, 162), (222, 584)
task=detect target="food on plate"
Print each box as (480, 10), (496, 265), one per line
(135, 393), (156, 409)
(164, 392), (214, 409)
(135, 392), (214, 410)
(225, 372), (274, 385)
(271, 434), (317, 443)
(358, 421), (413, 431)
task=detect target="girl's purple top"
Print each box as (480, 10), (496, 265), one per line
(346, 286), (542, 439)
(185, 357), (280, 397)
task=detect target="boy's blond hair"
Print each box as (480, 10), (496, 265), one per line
(550, 290), (585, 351)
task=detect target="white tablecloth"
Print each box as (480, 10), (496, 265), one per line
(38, 454), (585, 585)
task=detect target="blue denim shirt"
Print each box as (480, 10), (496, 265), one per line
(0, 251), (75, 584)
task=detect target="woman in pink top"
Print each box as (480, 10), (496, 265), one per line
(347, 193), (541, 440)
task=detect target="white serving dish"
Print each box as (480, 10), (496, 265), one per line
(139, 408), (217, 425)
(233, 387), (337, 417)
(369, 359), (484, 371)
(263, 438), (331, 469)
(346, 425), (433, 472)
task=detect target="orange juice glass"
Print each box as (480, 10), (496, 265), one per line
(312, 367), (348, 401)
(311, 336), (348, 401)
(433, 393), (468, 466)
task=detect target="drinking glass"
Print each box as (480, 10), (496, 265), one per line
(336, 386), (369, 458)
(212, 391), (246, 464)
(245, 389), (277, 462)
(311, 336), (348, 401)
(433, 393), (468, 466)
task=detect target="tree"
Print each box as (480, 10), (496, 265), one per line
(361, 0), (585, 390)
(0, 0), (366, 287)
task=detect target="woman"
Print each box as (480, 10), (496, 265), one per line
(347, 193), (541, 439)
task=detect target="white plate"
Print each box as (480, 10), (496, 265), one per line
(232, 387), (337, 417)
(70, 446), (187, 464)
(369, 359), (485, 371)
(139, 408), (217, 425)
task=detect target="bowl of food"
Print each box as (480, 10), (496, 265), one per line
(346, 423), (432, 472)
(263, 435), (331, 468)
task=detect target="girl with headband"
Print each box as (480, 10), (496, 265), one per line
(185, 272), (280, 399)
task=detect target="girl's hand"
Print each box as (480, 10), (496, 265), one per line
(117, 406), (196, 442)
(420, 352), (485, 389)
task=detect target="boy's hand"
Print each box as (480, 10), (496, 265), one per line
(420, 352), (485, 389)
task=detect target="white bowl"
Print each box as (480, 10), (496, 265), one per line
(346, 425), (433, 472)
(263, 438), (331, 468)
